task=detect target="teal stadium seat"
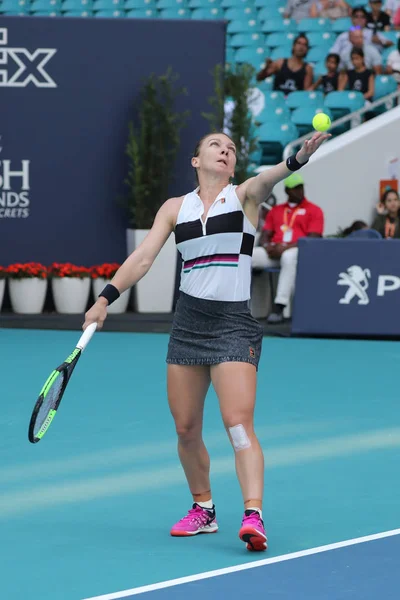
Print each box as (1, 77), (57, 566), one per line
(61, 0), (92, 9)
(261, 90), (286, 108)
(307, 46), (331, 64)
(381, 31), (400, 45)
(307, 32), (336, 47)
(235, 46), (267, 69)
(224, 6), (258, 20)
(191, 7), (223, 18)
(285, 90), (325, 110)
(227, 19), (261, 34)
(270, 44), (293, 60)
(254, 0), (284, 9)
(374, 75), (398, 99)
(228, 32), (264, 48)
(265, 32), (296, 48)
(31, 9), (61, 13)
(125, 0), (155, 7)
(324, 90), (364, 132)
(93, 8), (125, 14)
(225, 46), (236, 65)
(313, 60), (327, 79)
(221, 0), (254, 8)
(262, 18), (297, 34)
(255, 76), (275, 94)
(188, 0), (219, 6)
(297, 17), (332, 32)
(324, 90), (365, 116)
(30, 0), (61, 9)
(93, 0), (124, 9)
(256, 104), (291, 124)
(126, 8), (157, 16)
(1, 0), (29, 11)
(159, 7), (189, 16)
(63, 9), (93, 14)
(290, 106), (333, 137)
(157, 0), (186, 7)
(257, 6), (284, 21)
(373, 75), (398, 113)
(257, 121), (299, 164)
(332, 17), (352, 33)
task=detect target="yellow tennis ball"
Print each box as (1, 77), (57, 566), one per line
(312, 113), (331, 132)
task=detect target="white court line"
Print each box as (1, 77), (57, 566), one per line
(82, 528), (400, 600)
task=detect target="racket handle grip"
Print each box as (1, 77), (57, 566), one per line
(77, 322), (97, 351)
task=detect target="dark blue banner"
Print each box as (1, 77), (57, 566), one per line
(0, 16), (225, 265)
(292, 238), (400, 337)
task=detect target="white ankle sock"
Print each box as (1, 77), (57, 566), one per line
(197, 499), (214, 510)
(247, 507), (262, 519)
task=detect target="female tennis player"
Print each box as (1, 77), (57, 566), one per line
(83, 130), (329, 551)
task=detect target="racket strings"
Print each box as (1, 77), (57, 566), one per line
(34, 371), (66, 437)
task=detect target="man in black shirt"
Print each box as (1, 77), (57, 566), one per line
(367, 0), (391, 34)
(256, 35), (313, 95)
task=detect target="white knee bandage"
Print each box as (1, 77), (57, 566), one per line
(229, 424), (251, 452)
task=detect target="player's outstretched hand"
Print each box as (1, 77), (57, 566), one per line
(296, 131), (331, 164)
(83, 298), (108, 331)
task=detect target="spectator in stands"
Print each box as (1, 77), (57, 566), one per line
(386, 37), (400, 82)
(393, 5), (400, 27)
(252, 173), (324, 324)
(310, 0), (351, 19)
(256, 35), (313, 94)
(337, 28), (383, 74)
(338, 48), (375, 100)
(367, 0), (391, 33)
(342, 220), (369, 236)
(284, 0), (314, 22)
(310, 53), (340, 93)
(384, 0), (400, 19)
(330, 7), (393, 54)
(371, 188), (400, 238)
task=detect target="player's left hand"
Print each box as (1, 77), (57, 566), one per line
(296, 131), (331, 165)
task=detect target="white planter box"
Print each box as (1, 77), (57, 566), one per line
(126, 228), (177, 313)
(92, 278), (130, 314)
(0, 279), (5, 311)
(9, 278), (47, 314)
(52, 277), (91, 314)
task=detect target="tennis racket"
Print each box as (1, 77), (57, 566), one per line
(28, 323), (97, 444)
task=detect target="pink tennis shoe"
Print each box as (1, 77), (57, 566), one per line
(239, 509), (268, 551)
(170, 503), (218, 537)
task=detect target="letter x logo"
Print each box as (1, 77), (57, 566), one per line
(0, 28), (57, 88)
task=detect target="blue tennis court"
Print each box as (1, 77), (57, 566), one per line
(1, 329), (399, 600)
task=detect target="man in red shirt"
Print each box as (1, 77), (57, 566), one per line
(252, 173), (324, 324)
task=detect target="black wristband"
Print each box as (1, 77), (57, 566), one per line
(98, 283), (120, 306)
(286, 154), (308, 172)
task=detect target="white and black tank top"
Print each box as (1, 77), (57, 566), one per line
(174, 184), (256, 302)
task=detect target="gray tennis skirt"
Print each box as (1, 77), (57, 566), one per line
(166, 291), (264, 370)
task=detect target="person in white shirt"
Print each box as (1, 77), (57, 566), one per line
(338, 28), (383, 73)
(329, 6), (393, 54)
(384, 0), (400, 18)
(386, 38), (400, 83)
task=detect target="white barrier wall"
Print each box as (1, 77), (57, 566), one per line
(259, 106), (400, 236)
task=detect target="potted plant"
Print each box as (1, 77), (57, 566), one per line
(91, 263), (130, 314)
(6, 262), (48, 314)
(203, 62), (260, 184)
(50, 263), (91, 314)
(0, 266), (5, 311)
(122, 67), (190, 313)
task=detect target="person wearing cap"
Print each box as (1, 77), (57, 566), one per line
(252, 174), (324, 324)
